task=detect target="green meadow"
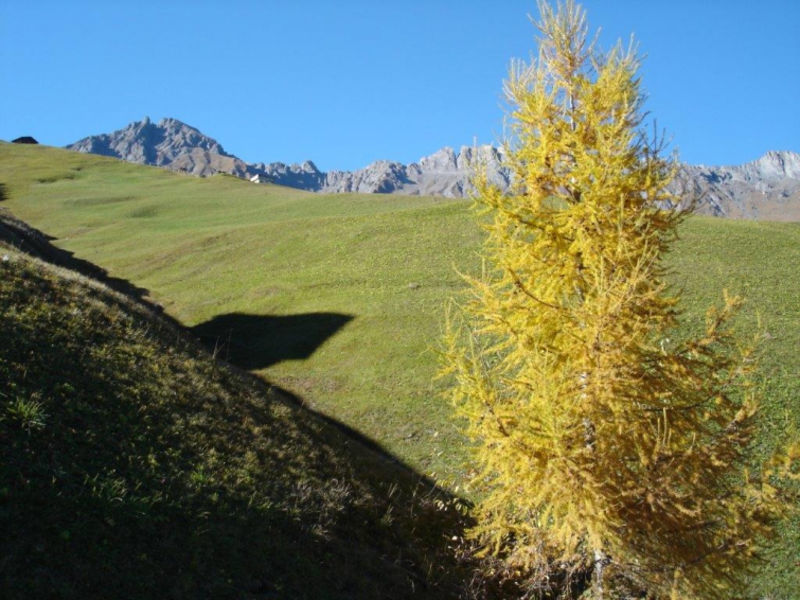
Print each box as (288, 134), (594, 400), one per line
(2, 142), (798, 596)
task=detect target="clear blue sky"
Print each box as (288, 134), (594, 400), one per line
(2, 1), (798, 171)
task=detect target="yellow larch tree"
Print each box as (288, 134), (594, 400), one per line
(441, 2), (795, 598)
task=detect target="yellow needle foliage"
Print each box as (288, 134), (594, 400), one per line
(441, 2), (796, 598)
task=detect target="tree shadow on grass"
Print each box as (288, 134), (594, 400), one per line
(192, 312), (353, 370)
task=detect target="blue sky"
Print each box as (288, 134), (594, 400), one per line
(2, 1), (798, 171)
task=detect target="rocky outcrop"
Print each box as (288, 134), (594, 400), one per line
(249, 159), (327, 191)
(66, 118), (799, 220)
(12, 136), (38, 144)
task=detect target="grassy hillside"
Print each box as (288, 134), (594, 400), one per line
(2, 142), (798, 596)
(0, 216), (480, 599)
(0, 142), (484, 481)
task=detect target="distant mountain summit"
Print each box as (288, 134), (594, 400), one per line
(66, 118), (800, 220)
(67, 117), (251, 177)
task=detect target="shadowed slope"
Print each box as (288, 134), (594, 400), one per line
(0, 206), (150, 301)
(0, 237), (477, 599)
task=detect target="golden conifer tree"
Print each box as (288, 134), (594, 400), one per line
(441, 2), (795, 598)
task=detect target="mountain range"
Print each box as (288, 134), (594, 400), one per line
(66, 117), (800, 220)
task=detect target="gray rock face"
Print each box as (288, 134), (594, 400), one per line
(249, 159), (327, 191)
(66, 118), (799, 220)
(675, 151), (800, 220)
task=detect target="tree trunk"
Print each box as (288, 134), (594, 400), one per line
(593, 548), (606, 599)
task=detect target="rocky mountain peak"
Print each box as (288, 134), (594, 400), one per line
(66, 117), (244, 177)
(299, 160), (320, 174)
(750, 150), (800, 180)
(419, 147), (458, 172)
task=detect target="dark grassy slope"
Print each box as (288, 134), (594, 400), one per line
(0, 233), (476, 599)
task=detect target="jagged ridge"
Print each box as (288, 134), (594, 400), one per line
(66, 117), (800, 220)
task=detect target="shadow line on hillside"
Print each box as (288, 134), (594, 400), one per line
(189, 312), (420, 467)
(191, 311), (353, 370)
(189, 312), (421, 474)
(0, 206), (151, 301)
